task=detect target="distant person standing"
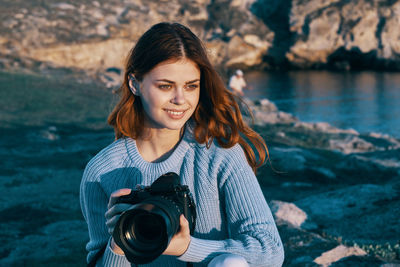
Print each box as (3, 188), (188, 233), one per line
(229, 69), (247, 96)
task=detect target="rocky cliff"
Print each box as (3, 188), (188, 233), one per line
(286, 0), (400, 70)
(0, 0), (272, 77)
(1, 0), (400, 78)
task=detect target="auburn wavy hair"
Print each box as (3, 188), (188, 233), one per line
(108, 22), (268, 172)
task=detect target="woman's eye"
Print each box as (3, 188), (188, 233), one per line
(158, 84), (172, 90)
(186, 84), (199, 90)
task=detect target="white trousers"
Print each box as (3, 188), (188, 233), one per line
(208, 254), (249, 267)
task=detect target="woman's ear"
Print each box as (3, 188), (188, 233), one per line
(128, 74), (140, 96)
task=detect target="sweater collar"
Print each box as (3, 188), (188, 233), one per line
(124, 125), (193, 177)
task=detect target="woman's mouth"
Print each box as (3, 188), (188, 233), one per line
(164, 109), (187, 119)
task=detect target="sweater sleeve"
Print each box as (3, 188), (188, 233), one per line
(80, 162), (131, 267)
(178, 145), (284, 266)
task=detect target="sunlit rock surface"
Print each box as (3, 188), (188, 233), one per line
(0, 0), (272, 76)
(286, 0), (400, 70)
(2, 0), (400, 77)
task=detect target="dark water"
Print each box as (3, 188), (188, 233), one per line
(244, 71), (400, 138)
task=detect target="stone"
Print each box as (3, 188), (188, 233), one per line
(329, 136), (375, 154)
(258, 98), (278, 112)
(314, 245), (367, 267)
(52, 3), (76, 10)
(270, 200), (318, 230)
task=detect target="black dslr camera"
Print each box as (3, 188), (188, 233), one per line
(113, 172), (196, 264)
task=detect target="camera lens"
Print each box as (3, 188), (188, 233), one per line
(113, 196), (182, 264)
(130, 213), (164, 243)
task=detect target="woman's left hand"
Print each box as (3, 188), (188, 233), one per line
(163, 214), (191, 256)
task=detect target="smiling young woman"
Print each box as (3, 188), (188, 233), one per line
(125, 58), (201, 162)
(81, 22), (284, 267)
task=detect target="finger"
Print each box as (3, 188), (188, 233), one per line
(105, 203), (133, 220)
(180, 214), (188, 224)
(106, 214), (120, 235)
(179, 214), (190, 235)
(108, 188), (132, 209)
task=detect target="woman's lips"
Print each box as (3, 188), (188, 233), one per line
(164, 109), (187, 119)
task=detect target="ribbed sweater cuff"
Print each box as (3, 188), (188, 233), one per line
(102, 238), (131, 266)
(177, 237), (225, 263)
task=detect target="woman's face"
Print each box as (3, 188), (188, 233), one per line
(137, 58), (201, 132)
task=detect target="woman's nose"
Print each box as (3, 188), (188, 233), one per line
(171, 87), (185, 105)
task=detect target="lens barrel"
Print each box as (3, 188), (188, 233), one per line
(113, 196), (182, 264)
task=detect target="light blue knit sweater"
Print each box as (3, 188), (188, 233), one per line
(80, 126), (284, 267)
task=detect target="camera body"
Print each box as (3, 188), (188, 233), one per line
(113, 172), (196, 264)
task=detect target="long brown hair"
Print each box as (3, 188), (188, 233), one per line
(108, 22), (268, 172)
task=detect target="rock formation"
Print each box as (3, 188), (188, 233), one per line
(0, 0), (272, 76)
(285, 0), (400, 70)
(2, 0), (400, 77)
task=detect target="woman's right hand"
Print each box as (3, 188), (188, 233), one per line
(105, 188), (133, 254)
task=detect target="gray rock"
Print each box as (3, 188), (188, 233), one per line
(245, 98), (298, 125)
(270, 200), (318, 230)
(295, 183), (400, 245)
(52, 3), (76, 10)
(329, 135), (376, 154)
(313, 245), (367, 267)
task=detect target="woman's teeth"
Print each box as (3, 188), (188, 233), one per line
(166, 110), (184, 115)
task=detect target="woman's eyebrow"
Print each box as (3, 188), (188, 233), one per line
(155, 79), (200, 84)
(155, 79), (174, 83)
(185, 79), (200, 84)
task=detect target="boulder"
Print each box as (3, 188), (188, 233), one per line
(270, 200), (318, 230)
(313, 245), (367, 267)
